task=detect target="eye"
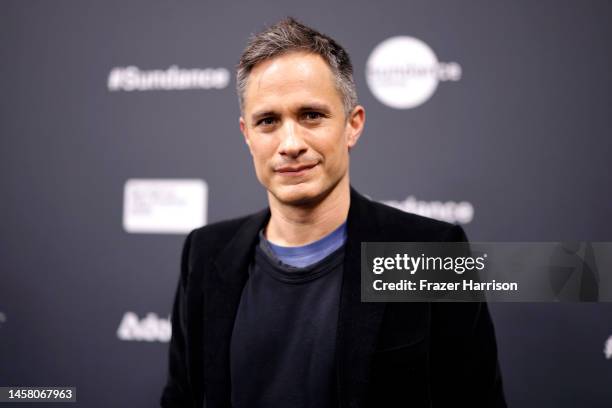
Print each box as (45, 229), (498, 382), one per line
(256, 117), (277, 127)
(303, 111), (324, 121)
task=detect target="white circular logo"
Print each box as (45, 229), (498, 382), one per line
(366, 36), (462, 109)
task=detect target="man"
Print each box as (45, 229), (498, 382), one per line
(161, 18), (506, 408)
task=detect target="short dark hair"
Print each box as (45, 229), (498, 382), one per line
(236, 17), (358, 116)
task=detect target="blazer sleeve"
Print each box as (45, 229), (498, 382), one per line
(161, 231), (197, 408)
(441, 225), (507, 407)
(464, 302), (507, 407)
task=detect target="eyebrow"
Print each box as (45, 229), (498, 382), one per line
(250, 103), (332, 123)
(251, 110), (278, 123)
(297, 103), (332, 114)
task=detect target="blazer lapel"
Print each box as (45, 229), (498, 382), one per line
(200, 187), (403, 408)
(335, 188), (387, 408)
(201, 208), (270, 407)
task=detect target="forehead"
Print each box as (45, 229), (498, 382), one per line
(243, 51), (343, 113)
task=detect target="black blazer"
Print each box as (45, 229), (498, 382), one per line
(161, 187), (506, 408)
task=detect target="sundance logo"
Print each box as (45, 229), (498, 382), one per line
(117, 311), (171, 342)
(366, 36), (461, 109)
(381, 195), (474, 224)
(108, 65), (230, 91)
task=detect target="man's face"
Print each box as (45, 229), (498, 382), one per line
(240, 51), (364, 206)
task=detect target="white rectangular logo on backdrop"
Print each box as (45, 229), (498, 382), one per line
(123, 178), (207, 234)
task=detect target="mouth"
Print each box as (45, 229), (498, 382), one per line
(275, 163), (318, 177)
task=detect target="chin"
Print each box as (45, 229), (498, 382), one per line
(271, 182), (325, 206)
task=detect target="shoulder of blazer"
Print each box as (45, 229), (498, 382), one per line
(352, 191), (467, 243)
(184, 209), (267, 269)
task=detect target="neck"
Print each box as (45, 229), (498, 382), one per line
(265, 177), (350, 247)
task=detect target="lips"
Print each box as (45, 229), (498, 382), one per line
(275, 163), (318, 174)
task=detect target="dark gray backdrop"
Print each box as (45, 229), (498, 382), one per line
(1, 1), (611, 407)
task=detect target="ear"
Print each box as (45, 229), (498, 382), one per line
(240, 116), (253, 154)
(346, 105), (365, 150)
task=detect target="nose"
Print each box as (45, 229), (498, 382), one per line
(278, 120), (308, 158)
